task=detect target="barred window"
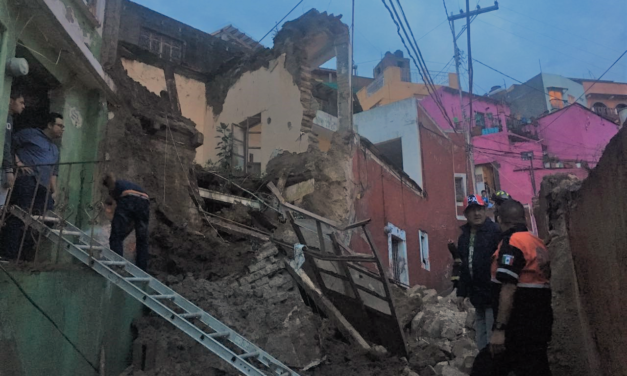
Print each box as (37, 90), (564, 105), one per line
(139, 28), (183, 62)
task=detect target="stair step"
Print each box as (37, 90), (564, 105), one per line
(152, 294), (176, 300)
(76, 245), (105, 250)
(126, 277), (151, 283)
(240, 351), (259, 360)
(32, 216), (61, 222)
(181, 312), (203, 319)
(52, 230), (81, 236)
(101, 261), (127, 266)
(209, 331), (231, 339)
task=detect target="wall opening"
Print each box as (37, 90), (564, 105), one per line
(231, 113), (262, 176)
(386, 223), (408, 286)
(454, 173), (467, 220)
(375, 138), (403, 171)
(419, 230), (430, 271)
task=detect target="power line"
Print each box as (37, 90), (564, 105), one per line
(0, 263), (100, 374)
(258, 0), (305, 44)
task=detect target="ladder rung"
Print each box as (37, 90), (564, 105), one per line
(181, 312), (202, 319)
(32, 216), (61, 222)
(240, 351), (259, 360)
(76, 245), (105, 250)
(101, 261), (127, 266)
(126, 277), (151, 283)
(209, 331), (230, 339)
(52, 230), (81, 236)
(152, 294), (176, 300)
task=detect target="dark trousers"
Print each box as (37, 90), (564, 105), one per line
(110, 196), (150, 271)
(1, 175), (54, 260)
(471, 343), (551, 376)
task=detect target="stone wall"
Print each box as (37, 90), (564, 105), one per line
(536, 124), (627, 376)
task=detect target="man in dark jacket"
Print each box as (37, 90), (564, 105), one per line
(102, 173), (150, 271)
(455, 194), (503, 350)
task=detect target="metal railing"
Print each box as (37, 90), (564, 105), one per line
(0, 161), (105, 264)
(592, 106), (620, 121)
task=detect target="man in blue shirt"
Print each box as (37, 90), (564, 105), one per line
(1, 113), (63, 261)
(1, 89), (26, 206)
(102, 173), (150, 271)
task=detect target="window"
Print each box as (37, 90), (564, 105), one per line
(474, 112), (486, 127)
(419, 230), (430, 271)
(386, 223), (409, 285)
(454, 173), (467, 220)
(548, 88), (564, 109)
(139, 28), (183, 62)
(454, 173), (467, 205)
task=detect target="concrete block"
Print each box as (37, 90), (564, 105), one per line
(284, 179), (315, 202)
(255, 244), (279, 262)
(422, 289), (438, 304)
(411, 311), (425, 334)
(441, 365), (468, 376)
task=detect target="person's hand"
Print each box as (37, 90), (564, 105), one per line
(16, 161), (33, 175)
(3, 172), (15, 188)
(456, 296), (467, 311)
(489, 330), (506, 357)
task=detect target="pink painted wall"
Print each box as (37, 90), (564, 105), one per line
(420, 87), (511, 132)
(537, 104), (620, 166)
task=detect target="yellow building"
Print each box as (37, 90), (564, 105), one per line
(356, 51), (458, 111)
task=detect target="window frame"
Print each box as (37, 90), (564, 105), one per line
(419, 230), (430, 271)
(386, 223), (409, 286)
(454, 173), (467, 220)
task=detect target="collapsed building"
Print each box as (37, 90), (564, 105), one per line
(1, 0), (625, 376)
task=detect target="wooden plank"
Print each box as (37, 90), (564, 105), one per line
(316, 221), (327, 253)
(267, 182), (285, 204)
(318, 269), (389, 301)
(202, 214), (269, 242)
(340, 218), (372, 231)
(303, 248), (377, 263)
(198, 188), (261, 210)
(329, 233), (370, 310)
(267, 182), (340, 228)
(287, 211), (326, 292)
(284, 263), (371, 351)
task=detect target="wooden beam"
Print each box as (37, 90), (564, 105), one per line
(284, 263), (371, 351)
(198, 188), (261, 210)
(201, 214), (269, 241)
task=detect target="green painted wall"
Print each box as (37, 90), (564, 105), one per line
(0, 267), (143, 376)
(0, 0), (108, 227)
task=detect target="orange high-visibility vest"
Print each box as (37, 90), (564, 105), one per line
(491, 231), (550, 288)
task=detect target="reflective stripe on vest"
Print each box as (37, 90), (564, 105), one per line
(491, 231), (550, 287)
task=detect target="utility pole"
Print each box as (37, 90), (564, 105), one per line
(521, 151), (537, 196)
(447, 1), (499, 194)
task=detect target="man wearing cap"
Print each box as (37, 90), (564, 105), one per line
(454, 194), (503, 350)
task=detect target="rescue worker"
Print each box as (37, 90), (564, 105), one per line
(455, 194), (503, 350)
(471, 199), (553, 376)
(102, 173), (150, 271)
(492, 190), (512, 223)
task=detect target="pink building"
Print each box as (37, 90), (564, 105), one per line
(422, 88), (620, 212)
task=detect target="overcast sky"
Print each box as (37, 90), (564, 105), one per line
(133, 0), (626, 94)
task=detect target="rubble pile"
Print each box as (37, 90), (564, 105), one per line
(403, 286), (479, 376)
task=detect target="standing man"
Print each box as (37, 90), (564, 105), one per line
(102, 173), (150, 271)
(1, 89), (26, 206)
(1, 113), (63, 260)
(455, 194), (502, 350)
(471, 199), (553, 376)
(492, 190), (512, 223)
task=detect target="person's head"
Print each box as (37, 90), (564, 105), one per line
(481, 190), (487, 197)
(9, 89), (25, 115)
(498, 199), (526, 232)
(102, 173), (116, 190)
(492, 190), (512, 205)
(464, 194), (487, 227)
(42, 112), (64, 139)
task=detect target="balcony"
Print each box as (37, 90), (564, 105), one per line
(507, 117), (540, 141)
(592, 105), (623, 122)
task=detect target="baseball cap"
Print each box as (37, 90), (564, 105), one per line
(463, 194), (485, 212)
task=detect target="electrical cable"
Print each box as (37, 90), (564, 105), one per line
(539, 48), (627, 133)
(0, 263), (100, 374)
(258, 0), (304, 44)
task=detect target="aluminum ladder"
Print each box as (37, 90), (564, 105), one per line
(10, 206), (299, 376)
